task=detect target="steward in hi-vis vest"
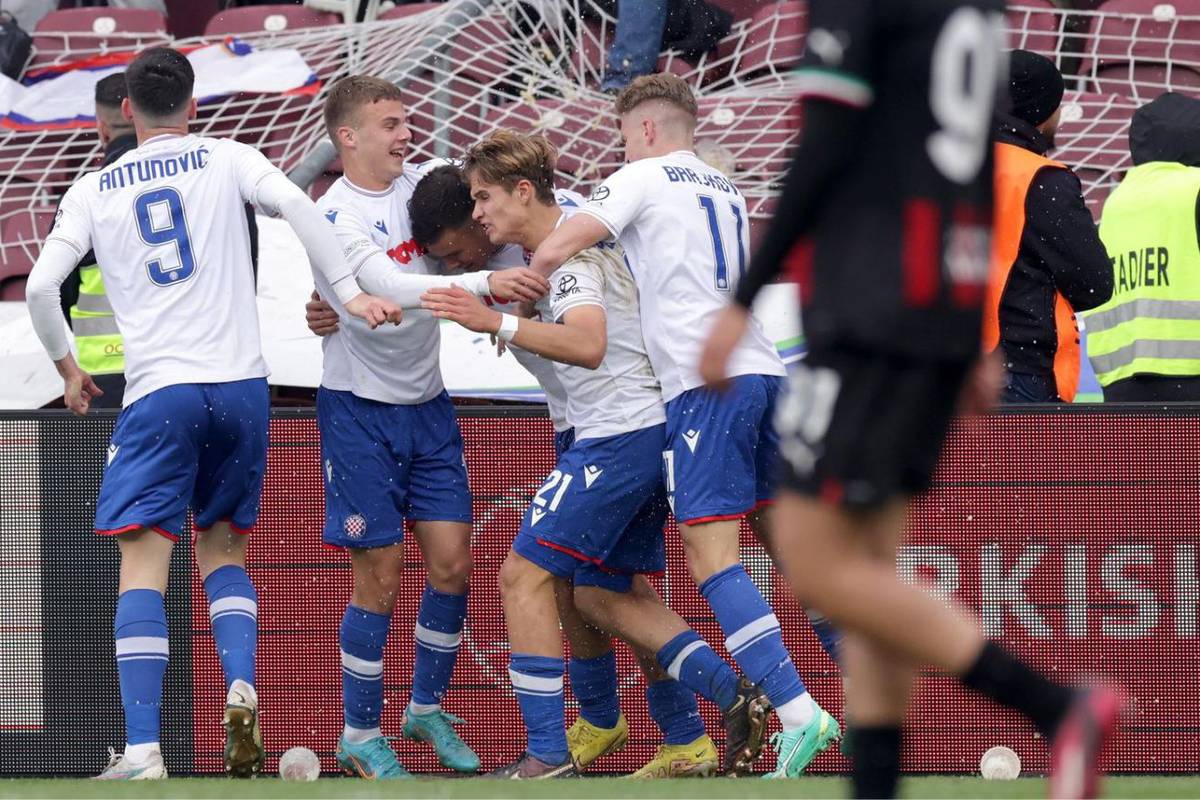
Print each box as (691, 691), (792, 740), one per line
(984, 50), (1112, 403)
(1085, 92), (1200, 402)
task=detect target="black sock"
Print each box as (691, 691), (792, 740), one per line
(851, 726), (902, 799)
(960, 640), (1074, 738)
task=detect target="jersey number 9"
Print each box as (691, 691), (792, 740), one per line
(135, 187), (197, 287)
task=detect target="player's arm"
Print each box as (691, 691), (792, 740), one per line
(528, 166), (646, 277)
(527, 214), (611, 279)
(25, 188), (103, 415)
(354, 249), (548, 307)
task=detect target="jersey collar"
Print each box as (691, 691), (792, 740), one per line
(340, 176), (395, 197)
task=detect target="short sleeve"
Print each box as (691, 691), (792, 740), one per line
(319, 204), (381, 274)
(45, 181), (93, 259)
(793, 0), (875, 108)
(548, 250), (606, 322)
(227, 141), (286, 212)
(577, 162), (649, 238)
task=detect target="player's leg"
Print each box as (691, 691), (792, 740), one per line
(666, 376), (830, 761)
(316, 388), (411, 779)
(632, 650), (719, 778)
(556, 581), (628, 769)
(400, 391), (478, 771)
(191, 378), (270, 778)
(93, 385), (200, 781)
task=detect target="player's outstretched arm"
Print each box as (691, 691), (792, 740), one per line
(422, 287), (606, 369)
(26, 238), (103, 415)
(528, 215), (610, 278)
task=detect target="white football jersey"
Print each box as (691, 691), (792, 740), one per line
(46, 134), (277, 406)
(316, 163), (447, 405)
(544, 234), (664, 442)
(579, 150), (785, 402)
(484, 243), (571, 432)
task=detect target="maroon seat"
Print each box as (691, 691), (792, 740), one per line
(204, 5), (340, 37)
(0, 208), (57, 288)
(0, 276), (28, 302)
(1083, 0), (1200, 98)
(30, 8), (169, 70)
(1006, 0), (1062, 58)
(736, 1), (807, 79)
(377, 4), (443, 21)
(1051, 91), (1135, 219)
(695, 94), (800, 181)
(482, 97), (621, 180)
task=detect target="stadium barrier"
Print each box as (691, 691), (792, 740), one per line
(0, 405), (1195, 776)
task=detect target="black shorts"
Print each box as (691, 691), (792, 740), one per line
(775, 347), (972, 508)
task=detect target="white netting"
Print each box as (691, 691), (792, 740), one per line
(2, 0), (1200, 296)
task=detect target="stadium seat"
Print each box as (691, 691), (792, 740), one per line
(1006, 0), (1062, 58)
(482, 97), (621, 181)
(736, 2), (807, 80)
(695, 94), (800, 182)
(29, 8), (170, 71)
(0, 275), (27, 302)
(204, 5), (341, 37)
(378, 3), (443, 21)
(1083, 0), (1200, 98)
(0, 208), (56, 293)
(711, 0), (774, 25)
(1052, 91), (1137, 218)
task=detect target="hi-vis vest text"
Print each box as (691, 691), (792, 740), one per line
(984, 142), (1080, 401)
(69, 263), (124, 375)
(1084, 162), (1200, 386)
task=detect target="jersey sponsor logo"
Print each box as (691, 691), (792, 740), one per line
(555, 274), (580, 299)
(682, 429), (701, 453)
(107, 444), (119, 466)
(589, 185), (610, 202)
(374, 220), (388, 235)
(53, 208), (63, 229)
(584, 465), (603, 488)
(324, 210), (338, 224)
(386, 238), (426, 265)
(343, 513), (367, 539)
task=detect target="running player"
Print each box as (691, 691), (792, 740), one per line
(699, 3), (1122, 799)
(23, 48), (401, 780)
(529, 73), (838, 775)
(312, 76), (549, 779)
(422, 129), (770, 779)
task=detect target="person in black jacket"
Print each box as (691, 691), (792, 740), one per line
(992, 50), (1114, 402)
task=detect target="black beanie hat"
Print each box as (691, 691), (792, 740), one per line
(1008, 49), (1065, 127)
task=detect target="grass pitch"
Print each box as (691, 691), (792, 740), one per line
(2, 777), (1198, 799)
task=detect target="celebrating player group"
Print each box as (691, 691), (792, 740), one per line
(24, 2), (1122, 796)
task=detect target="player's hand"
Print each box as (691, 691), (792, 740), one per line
(422, 286), (503, 334)
(306, 291), (340, 337)
(344, 292), (403, 329)
(487, 268), (550, 304)
(959, 351), (1005, 417)
(61, 364), (103, 416)
(699, 304), (750, 389)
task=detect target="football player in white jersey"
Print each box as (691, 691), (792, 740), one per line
(527, 73), (840, 776)
(422, 130), (770, 779)
(23, 48), (402, 781)
(309, 76), (549, 779)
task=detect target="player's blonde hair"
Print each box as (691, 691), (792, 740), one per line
(462, 129), (558, 205)
(614, 73), (699, 120)
(322, 75), (405, 148)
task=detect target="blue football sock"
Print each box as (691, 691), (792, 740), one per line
(568, 650), (621, 729)
(656, 630), (739, 711)
(114, 589), (168, 746)
(509, 654), (568, 764)
(203, 564), (258, 688)
(646, 679), (705, 745)
(700, 564), (806, 708)
(340, 604), (391, 732)
(808, 610), (842, 665)
(410, 583), (467, 711)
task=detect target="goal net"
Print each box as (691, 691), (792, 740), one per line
(0, 1), (1190, 282)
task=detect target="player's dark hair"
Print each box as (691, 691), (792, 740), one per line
(323, 75), (406, 148)
(125, 47), (194, 120)
(409, 165), (475, 249)
(463, 129), (557, 205)
(94, 72), (128, 109)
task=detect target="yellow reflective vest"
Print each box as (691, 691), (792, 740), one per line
(1085, 162), (1200, 386)
(69, 263), (124, 375)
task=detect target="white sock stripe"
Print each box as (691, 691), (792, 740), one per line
(724, 613), (781, 655)
(342, 667), (383, 682)
(209, 597), (257, 618)
(414, 623), (462, 651)
(730, 629), (779, 657)
(116, 654), (169, 662)
(666, 640), (708, 681)
(211, 609), (257, 622)
(115, 636), (168, 657)
(507, 667), (563, 694)
(340, 650), (383, 678)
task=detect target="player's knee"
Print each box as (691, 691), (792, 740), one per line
(426, 549), (472, 593)
(351, 550), (405, 611)
(498, 551), (530, 601)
